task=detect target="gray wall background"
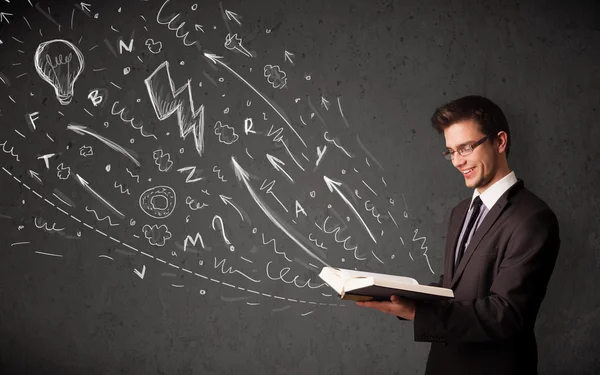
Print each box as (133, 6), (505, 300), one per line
(0, 0), (598, 374)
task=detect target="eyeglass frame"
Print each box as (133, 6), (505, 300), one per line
(442, 135), (492, 160)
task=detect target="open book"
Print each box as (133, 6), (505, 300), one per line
(318, 267), (454, 302)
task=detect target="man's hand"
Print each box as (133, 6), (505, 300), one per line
(355, 295), (416, 320)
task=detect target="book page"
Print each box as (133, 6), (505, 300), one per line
(337, 268), (418, 285)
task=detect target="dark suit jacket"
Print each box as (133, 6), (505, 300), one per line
(411, 179), (560, 375)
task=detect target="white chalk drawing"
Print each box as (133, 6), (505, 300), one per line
(145, 61), (205, 156)
(224, 33), (252, 58)
(145, 38), (163, 54)
(295, 200), (307, 218)
(126, 167), (140, 183)
(79, 145), (93, 157)
(85, 206), (119, 226)
(267, 125), (306, 171)
(261, 233), (291, 262)
(365, 200), (383, 224)
(142, 224), (172, 246)
(413, 228), (433, 274)
(219, 194), (245, 222)
(212, 166), (227, 182)
(0, 140), (20, 161)
(214, 121), (239, 144)
(231, 156), (329, 266)
(184, 232), (206, 251)
(324, 131), (354, 158)
(214, 258), (260, 283)
(185, 196), (208, 210)
(76, 174), (126, 219)
(321, 96), (330, 110)
(134, 265), (146, 279)
(177, 166), (203, 183)
(224, 9), (242, 26)
(284, 50), (294, 65)
(244, 117), (255, 135)
(315, 145), (327, 167)
(156, 0), (198, 47)
(264, 64), (287, 89)
(34, 39), (84, 105)
(2, 166), (344, 306)
(87, 90), (103, 106)
(153, 149), (173, 172)
(29, 170), (43, 185)
(111, 101), (157, 139)
(113, 181), (131, 195)
(266, 154), (294, 183)
(308, 233), (327, 249)
(320, 216), (367, 261)
(260, 179), (288, 212)
(56, 163), (70, 180)
(139, 185), (176, 219)
(34, 217), (65, 232)
(204, 53), (307, 147)
(67, 124), (140, 166)
(324, 176), (377, 244)
(211, 215), (234, 251)
(266, 261), (326, 289)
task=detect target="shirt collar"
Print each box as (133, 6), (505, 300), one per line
(472, 171), (518, 209)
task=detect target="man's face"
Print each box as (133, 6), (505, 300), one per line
(443, 120), (499, 192)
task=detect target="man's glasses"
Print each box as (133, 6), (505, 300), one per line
(442, 135), (490, 161)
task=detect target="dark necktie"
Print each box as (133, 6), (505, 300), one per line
(455, 196), (483, 271)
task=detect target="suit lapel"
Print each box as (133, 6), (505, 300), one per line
(450, 179), (524, 289)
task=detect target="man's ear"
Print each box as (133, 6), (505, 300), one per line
(496, 131), (508, 154)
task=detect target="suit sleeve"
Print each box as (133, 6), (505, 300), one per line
(413, 208), (560, 343)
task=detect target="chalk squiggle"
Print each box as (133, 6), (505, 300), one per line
(0, 140), (20, 161)
(34, 217), (65, 232)
(261, 233), (292, 262)
(321, 216), (367, 260)
(126, 167), (140, 183)
(214, 257), (260, 283)
(113, 181), (131, 195)
(111, 101), (157, 139)
(265, 261), (327, 289)
(85, 206), (119, 226)
(308, 233), (328, 250)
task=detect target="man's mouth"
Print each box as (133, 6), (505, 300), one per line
(462, 167), (475, 178)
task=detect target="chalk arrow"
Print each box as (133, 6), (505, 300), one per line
(323, 176), (377, 244)
(75, 174), (125, 219)
(80, 2), (91, 13)
(194, 24), (204, 32)
(219, 194), (245, 221)
(0, 12), (13, 24)
(284, 50), (295, 65)
(224, 10), (241, 26)
(231, 156), (328, 266)
(28, 170), (43, 185)
(134, 265), (146, 279)
(266, 154), (294, 183)
(204, 52), (307, 148)
(321, 96), (330, 111)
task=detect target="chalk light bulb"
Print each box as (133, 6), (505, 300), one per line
(34, 39), (85, 106)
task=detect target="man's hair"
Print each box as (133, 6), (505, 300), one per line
(431, 95), (511, 157)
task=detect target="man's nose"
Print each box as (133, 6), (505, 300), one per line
(452, 153), (466, 168)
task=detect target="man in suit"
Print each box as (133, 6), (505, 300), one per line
(356, 95), (560, 374)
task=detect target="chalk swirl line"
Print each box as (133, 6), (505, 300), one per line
(111, 101), (157, 139)
(85, 206), (120, 226)
(126, 168), (140, 183)
(0, 140), (20, 161)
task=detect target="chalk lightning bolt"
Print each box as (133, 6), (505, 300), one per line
(145, 61), (205, 156)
